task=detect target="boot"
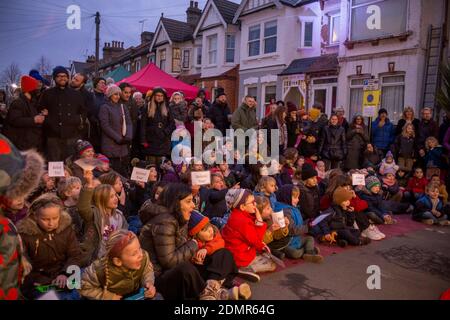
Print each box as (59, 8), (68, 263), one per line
(199, 280), (229, 300)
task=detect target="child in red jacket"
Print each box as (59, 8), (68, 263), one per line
(188, 211), (251, 300)
(222, 189), (276, 282)
(406, 167), (428, 202)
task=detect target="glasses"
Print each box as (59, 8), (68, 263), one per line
(56, 74), (68, 79)
(244, 200), (256, 206)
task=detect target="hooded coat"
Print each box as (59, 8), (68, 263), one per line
(17, 211), (82, 286)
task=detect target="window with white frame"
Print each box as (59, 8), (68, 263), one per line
(300, 20), (314, 48)
(182, 49), (190, 69)
(124, 62), (131, 72)
(246, 86), (258, 100)
(196, 46), (202, 66)
(248, 0), (271, 10)
(264, 20), (277, 54)
(329, 14), (340, 44)
(172, 48), (181, 73)
(263, 84), (276, 108)
(135, 59), (141, 72)
(350, 0), (408, 41)
(225, 34), (235, 63)
(207, 34), (218, 65)
(380, 74), (405, 123)
(248, 25), (260, 56)
(159, 49), (166, 70)
(348, 77), (370, 120)
(148, 54), (155, 64)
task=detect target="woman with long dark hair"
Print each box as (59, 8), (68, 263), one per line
(319, 114), (347, 170)
(344, 115), (369, 170)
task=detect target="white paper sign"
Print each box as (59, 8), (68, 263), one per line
(362, 105), (377, 118)
(131, 167), (150, 183)
(48, 162), (65, 177)
(272, 210), (286, 228)
(352, 173), (366, 186)
(191, 171), (211, 186)
(74, 158), (102, 171)
(311, 213), (332, 227)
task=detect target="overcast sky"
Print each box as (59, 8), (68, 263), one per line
(0, 0), (239, 77)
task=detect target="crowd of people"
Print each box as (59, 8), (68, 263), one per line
(1, 66), (450, 300)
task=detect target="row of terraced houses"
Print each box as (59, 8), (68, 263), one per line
(70, 0), (450, 123)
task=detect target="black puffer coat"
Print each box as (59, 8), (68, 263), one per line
(344, 125), (369, 169)
(319, 124), (347, 161)
(139, 201), (198, 277)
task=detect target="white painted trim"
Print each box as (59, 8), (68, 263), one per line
(193, 0), (228, 38)
(299, 16), (315, 49)
(233, 0), (282, 24)
(244, 77), (259, 85)
(261, 74), (277, 83)
(150, 21), (172, 51)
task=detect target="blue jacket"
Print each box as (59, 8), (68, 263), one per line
(273, 202), (303, 250)
(357, 189), (389, 218)
(423, 146), (445, 169)
(414, 194), (443, 219)
(371, 118), (395, 150)
(254, 192), (277, 210)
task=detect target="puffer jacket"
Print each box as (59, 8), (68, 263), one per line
(99, 101), (133, 158)
(394, 135), (415, 159)
(319, 124), (347, 161)
(79, 250), (154, 300)
(298, 182), (320, 220)
(138, 201), (198, 277)
(17, 211), (82, 286)
(169, 101), (188, 123)
(371, 117), (395, 150)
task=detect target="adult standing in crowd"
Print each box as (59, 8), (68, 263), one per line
(89, 77), (107, 151)
(99, 85), (133, 177)
(208, 88), (231, 136)
(140, 87), (175, 165)
(417, 107), (439, 157)
(395, 106), (420, 137)
(197, 88), (211, 112)
(344, 115), (369, 170)
(3, 76), (44, 152)
(38, 66), (86, 161)
(70, 73), (94, 140)
(231, 95), (258, 132)
(334, 106), (349, 132)
(319, 114), (347, 170)
(119, 83), (139, 138)
(371, 108), (395, 156)
(263, 104), (288, 155)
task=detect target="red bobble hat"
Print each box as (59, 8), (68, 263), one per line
(20, 75), (39, 93)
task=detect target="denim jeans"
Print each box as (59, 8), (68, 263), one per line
(420, 211), (448, 223)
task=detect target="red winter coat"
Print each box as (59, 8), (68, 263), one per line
(222, 208), (266, 268)
(406, 177), (428, 194)
(350, 195), (368, 212)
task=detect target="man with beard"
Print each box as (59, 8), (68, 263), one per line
(3, 75), (45, 152)
(208, 87), (231, 136)
(37, 66), (86, 161)
(70, 73), (92, 140)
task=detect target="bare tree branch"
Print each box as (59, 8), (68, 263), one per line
(34, 55), (52, 76)
(0, 62), (22, 92)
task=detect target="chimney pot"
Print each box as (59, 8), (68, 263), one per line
(195, 1), (198, 8)
(190, 1), (193, 7)
(121, 42), (124, 48)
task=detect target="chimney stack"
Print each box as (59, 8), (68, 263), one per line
(186, 1), (201, 30)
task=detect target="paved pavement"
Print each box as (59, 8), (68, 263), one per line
(249, 226), (450, 300)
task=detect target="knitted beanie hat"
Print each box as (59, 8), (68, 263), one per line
(225, 188), (252, 210)
(20, 75), (39, 93)
(106, 85), (122, 98)
(52, 66), (69, 79)
(96, 153), (109, 164)
(188, 211), (210, 236)
(301, 163), (318, 181)
(75, 139), (93, 157)
(0, 134), (44, 208)
(366, 175), (381, 191)
(333, 186), (353, 205)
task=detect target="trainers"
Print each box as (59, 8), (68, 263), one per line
(238, 283), (252, 300)
(422, 219), (435, 225)
(438, 220), (450, 226)
(372, 225), (385, 239)
(361, 226), (382, 241)
(406, 205), (414, 213)
(199, 280), (219, 300)
(228, 286), (239, 300)
(302, 253), (324, 263)
(238, 267), (260, 282)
